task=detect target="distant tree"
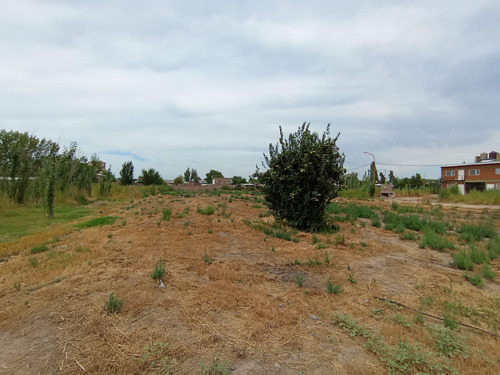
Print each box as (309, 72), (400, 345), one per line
(98, 168), (114, 199)
(388, 170), (395, 183)
(379, 172), (386, 184)
(120, 161), (134, 185)
(256, 123), (344, 231)
(205, 169), (224, 184)
(184, 168), (191, 182)
(0, 130), (57, 204)
(191, 169), (200, 183)
(173, 175), (184, 184)
(410, 173), (424, 189)
(232, 176), (247, 185)
(140, 168), (164, 185)
(344, 172), (361, 189)
(44, 144), (58, 219)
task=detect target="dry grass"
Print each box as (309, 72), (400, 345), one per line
(0, 194), (499, 374)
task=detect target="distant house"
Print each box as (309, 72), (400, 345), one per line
(380, 184), (394, 198)
(213, 177), (233, 186)
(441, 151), (500, 194)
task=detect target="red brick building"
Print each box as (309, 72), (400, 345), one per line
(441, 151), (500, 194)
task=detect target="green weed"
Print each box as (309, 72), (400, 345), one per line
(151, 259), (166, 282)
(201, 356), (231, 375)
(105, 292), (123, 314)
(162, 208), (172, 221)
(296, 273), (304, 287)
(140, 342), (177, 374)
(327, 279), (343, 294)
(28, 256), (38, 267)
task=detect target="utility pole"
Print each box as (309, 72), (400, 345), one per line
(364, 151), (376, 194)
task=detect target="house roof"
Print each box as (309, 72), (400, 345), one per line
(441, 160), (500, 169)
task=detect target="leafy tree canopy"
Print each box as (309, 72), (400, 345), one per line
(256, 122), (345, 231)
(205, 169), (224, 184)
(139, 168), (164, 185)
(120, 161), (134, 185)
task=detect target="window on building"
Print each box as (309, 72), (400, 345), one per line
(445, 170), (455, 177)
(469, 169), (480, 176)
(496, 183), (500, 190)
(496, 168), (500, 175)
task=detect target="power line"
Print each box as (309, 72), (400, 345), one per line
(377, 162), (453, 167)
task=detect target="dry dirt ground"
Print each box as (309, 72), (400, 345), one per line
(0, 193), (499, 374)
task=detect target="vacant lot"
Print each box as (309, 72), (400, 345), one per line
(0, 191), (499, 374)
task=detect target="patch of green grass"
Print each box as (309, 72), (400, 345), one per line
(324, 251), (331, 265)
(105, 292), (123, 314)
(197, 205), (215, 215)
(0, 205), (94, 243)
(201, 356), (231, 375)
(30, 243), (48, 254)
(305, 257), (322, 267)
(390, 313), (411, 327)
(464, 272), (484, 288)
(28, 256), (38, 267)
(431, 327), (469, 358)
(312, 234), (319, 244)
(140, 342), (177, 374)
(76, 216), (119, 229)
(331, 313), (457, 375)
(399, 231), (417, 241)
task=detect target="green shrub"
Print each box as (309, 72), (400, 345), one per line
(419, 230), (455, 251)
(482, 263), (495, 280)
(400, 231), (417, 241)
(464, 273), (484, 288)
(105, 292), (123, 314)
(458, 224), (498, 243)
(256, 123), (344, 231)
(469, 245), (490, 264)
(450, 250), (473, 270)
(487, 238), (500, 259)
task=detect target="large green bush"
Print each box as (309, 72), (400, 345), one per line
(256, 123), (344, 231)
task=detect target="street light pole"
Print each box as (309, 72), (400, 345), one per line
(364, 151), (376, 194)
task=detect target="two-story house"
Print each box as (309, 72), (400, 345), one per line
(441, 151), (500, 194)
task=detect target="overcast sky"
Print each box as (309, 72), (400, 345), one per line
(1, 0), (499, 180)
